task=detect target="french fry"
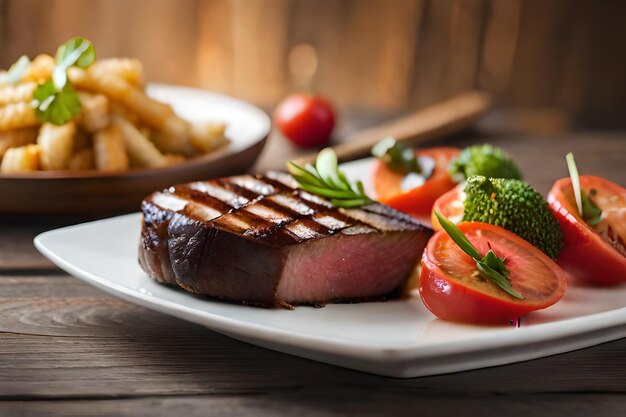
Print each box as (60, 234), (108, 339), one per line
(37, 122), (76, 170)
(69, 67), (191, 144)
(112, 116), (167, 168)
(67, 67), (89, 87)
(138, 126), (151, 140)
(164, 117), (193, 152)
(0, 144), (41, 173)
(0, 102), (38, 131)
(73, 129), (91, 152)
(109, 101), (140, 125)
(190, 122), (229, 154)
(126, 91), (193, 149)
(69, 67), (144, 109)
(0, 47), (229, 174)
(150, 120), (196, 157)
(125, 89), (175, 127)
(77, 92), (109, 133)
(22, 54), (55, 84)
(0, 127), (39, 158)
(93, 124), (128, 171)
(163, 153), (186, 166)
(91, 58), (143, 86)
(0, 82), (37, 106)
(68, 147), (96, 171)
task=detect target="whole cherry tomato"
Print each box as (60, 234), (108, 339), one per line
(420, 222), (567, 324)
(273, 94), (335, 148)
(373, 147), (460, 226)
(548, 176), (626, 286)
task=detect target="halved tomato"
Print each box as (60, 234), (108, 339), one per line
(431, 183), (465, 230)
(373, 147), (460, 225)
(548, 176), (626, 286)
(419, 222), (567, 324)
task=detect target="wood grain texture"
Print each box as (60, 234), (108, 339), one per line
(230, 0), (291, 105)
(0, 0), (6, 64)
(1, 0), (199, 86)
(196, 0), (235, 93)
(556, 0), (626, 124)
(326, 0), (424, 109)
(477, 0), (520, 96)
(410, 0), (456, 108)
(1, 277), (625, 400)
(503, 0), (571, 107)
(442, 0), (486, 97)
(3, 0), (626, 120)
(0, 224), (58, 271)
(1, 393), (625, 417)
(286, 0), (350, 96)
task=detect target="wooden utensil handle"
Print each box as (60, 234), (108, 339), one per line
(293, 90), (492, 165)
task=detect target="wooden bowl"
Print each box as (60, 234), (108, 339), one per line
(0, 84), (271, 215)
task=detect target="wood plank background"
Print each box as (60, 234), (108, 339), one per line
(1, 0), (625, 122)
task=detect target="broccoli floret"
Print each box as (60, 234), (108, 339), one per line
(450, 144), (523, 182)
(463, 176), (563, 259)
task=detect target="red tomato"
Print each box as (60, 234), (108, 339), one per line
(273, 94), (335, 148)
(373, 147), (460, 225)
(431, 183), (465, 231)
(547, 176), (626, 286)
(420, 222), (567, 324)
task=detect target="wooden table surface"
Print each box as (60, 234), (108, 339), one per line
(1, 111), (625, 416)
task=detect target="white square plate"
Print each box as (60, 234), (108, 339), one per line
(34, 159), (626, 378)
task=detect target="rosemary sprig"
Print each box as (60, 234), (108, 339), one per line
(287, 148), (374, 208)
(565, 153), (602, 225)
(434, 211), (524, 300)
(371, 137), (422, 175)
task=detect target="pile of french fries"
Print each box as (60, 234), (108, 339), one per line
(0, 55), (229, 173)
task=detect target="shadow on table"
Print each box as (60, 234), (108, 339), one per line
(113, 306), (624, 416)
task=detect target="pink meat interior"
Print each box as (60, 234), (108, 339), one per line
(277, 231), (424, 304)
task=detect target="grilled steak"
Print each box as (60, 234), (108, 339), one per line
(139, 172), (433, 306)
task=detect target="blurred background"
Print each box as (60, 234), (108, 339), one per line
(1, 0), (625, 127)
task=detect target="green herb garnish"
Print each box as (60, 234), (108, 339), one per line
(565, 153), (602, 225)
(287, 148), (374, 208)
(33, 81), (81, 126)
(0, 55), (30, 85)
(32, 37), (95, 125)
(56, 37), (96, 70)
(371, 137), (422, 175)
(53, 37), (95, 90)
(435, 211), (524, 300)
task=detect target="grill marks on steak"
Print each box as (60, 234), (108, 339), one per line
(139, 172), (432, 306)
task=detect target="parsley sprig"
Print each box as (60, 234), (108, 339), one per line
(287, 148), (374, 208)
(32, 37), (96, 125)
(371, 136), (422, 175)
(565, 153), (602, 225)
(434, 211), (524, 300)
